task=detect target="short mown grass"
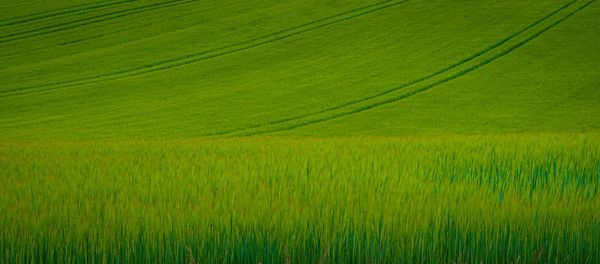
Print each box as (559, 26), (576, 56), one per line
(1, 133), (598, 263)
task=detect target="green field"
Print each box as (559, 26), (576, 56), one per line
(1, 0), (599, 262)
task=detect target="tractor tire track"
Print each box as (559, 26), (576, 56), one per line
(0, 0), (197, 43)
(0, 0), (133, 27)
(0, 0), (410, 97)
(221, 0), (595, 137)
(208, 0), (579, 136)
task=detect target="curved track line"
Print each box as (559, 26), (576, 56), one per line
(0, 0), (196, 43)
(222, 0), (595, 137)
(0, 0), (132, 27)
(0, 0), (410, 97)
(209, 0), (579, 136)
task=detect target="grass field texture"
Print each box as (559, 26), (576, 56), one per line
(1, 133), (599, 262)
(1, 0), (598, 138)
(1, 0), (599, 263)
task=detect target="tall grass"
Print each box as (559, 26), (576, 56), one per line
(1, 133), (599, 263)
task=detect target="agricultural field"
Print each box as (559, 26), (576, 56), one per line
(0, 0), (599, 263)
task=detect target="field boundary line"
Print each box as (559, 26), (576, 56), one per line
(218, 0), (595, 136)
(0, 0), (411, 97)
(0, 0), (197, 43)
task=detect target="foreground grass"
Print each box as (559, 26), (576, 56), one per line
(0, 133), (598, 263)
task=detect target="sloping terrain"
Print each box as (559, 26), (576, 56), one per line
(1, 1), (599, 262)
(1, 0), (598, 139)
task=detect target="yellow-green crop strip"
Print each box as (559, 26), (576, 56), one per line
(1, 133), (599, 263)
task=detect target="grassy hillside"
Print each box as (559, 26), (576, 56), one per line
(1, 0), (599, 263)
(287, 0), (600, 136)
(1, 0), (598, 139)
